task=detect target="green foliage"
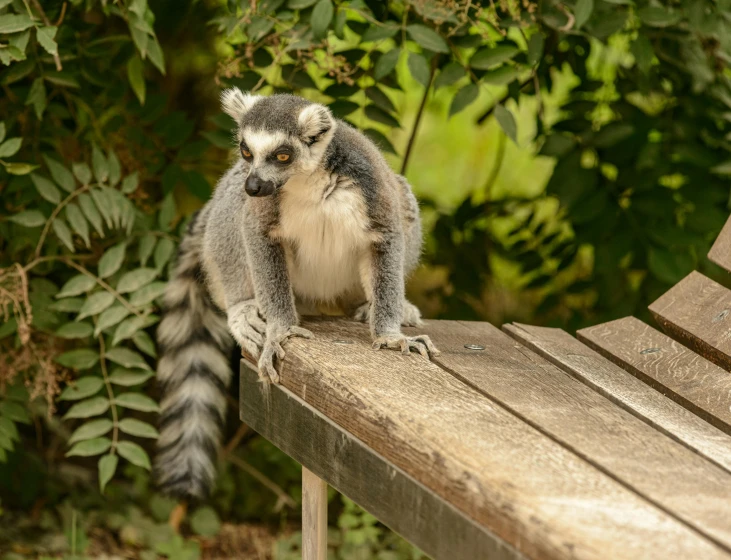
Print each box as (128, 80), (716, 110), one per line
(2, 0), (731, 556)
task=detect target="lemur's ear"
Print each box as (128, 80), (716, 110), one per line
(298, 103), (334, 146)
(221, 88), (260, 122)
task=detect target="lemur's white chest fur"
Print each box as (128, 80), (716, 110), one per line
(272, 169), (374, 303)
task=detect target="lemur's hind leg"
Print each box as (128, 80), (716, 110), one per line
(352, 299), (424, 327)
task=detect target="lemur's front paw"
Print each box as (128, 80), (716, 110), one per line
(353, 300), (424, 327)
(372, 333), (440, 358)
(258, 325), (314, 383)
(228, 300), (266, 360)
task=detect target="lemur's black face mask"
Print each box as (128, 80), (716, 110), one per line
(244, 174), (276, 197)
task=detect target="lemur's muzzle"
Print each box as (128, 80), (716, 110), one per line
(245, 174), (275, 197)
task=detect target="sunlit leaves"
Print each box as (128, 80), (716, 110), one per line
(470, 46), (519, 70)
(58, 377), (104, 401)
(406, 24), (449, 53)
(115, 392), (159, 412)
(99, 243), (127, 279)
(494, 104), (517, 143)
(66, 437), (112, 457)
(63, 396), (109, 419)
(127, 55), (146, 105)
(449, 84), (479, 117)
(119, 418), (159, 438)
(56, 349), (100, 370)
(117, 441), (151, 470)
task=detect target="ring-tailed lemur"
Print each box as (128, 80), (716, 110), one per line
(155, 90), (440, 499)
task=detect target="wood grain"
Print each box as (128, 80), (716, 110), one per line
(422, 320), (731, 551)
(649, 271), (731, 371)
(577, 316), (731, 437)
(240, 361), (524, 560)
(709, 214), (731, 273)
(247, 318), (730, 560)
(504, 322), (731, 474)
(302, 466), (328, 560)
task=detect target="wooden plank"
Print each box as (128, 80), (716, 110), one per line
(423, 320), (731, 551)
(242, 319), (731, 560)
(302, 467), (328, 560)
(649, 271), (731, 371)
(709, 214), (731, 273)
(504, 322), (731, 474)
(240, 361), (523, 560)
(577, 316), (731, 438)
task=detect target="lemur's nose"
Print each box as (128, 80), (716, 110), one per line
(245, 174), (275, 197)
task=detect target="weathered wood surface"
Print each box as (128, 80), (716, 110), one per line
(504, 322), (731, 474)
(302, 467), (328, 560)
(422, 320), (731, 550)
(240, 361), (523, 560)
(242, 318), (731, 560)
(649, 271), (731, 371)
(577, 316), (731, 437)
(709, 214), (731, 272)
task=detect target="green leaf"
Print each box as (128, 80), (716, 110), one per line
(52, 218), (75, 252)
(77, 291), (115, 320)
(49, 297), (84, 312)
(44, 71), (80, 88)
(0, 137), (22, 158)
(648, 247), (694, 284)
(494, 104), (517, 143)
(94, 306), (130, 337)
(158, 192), (176, 231)
(117, 441), (151, 470)
(66, 437), (112, 457)
(108, 368), (153, 386)
(470, 46), (519, 70)
(0, 14), (34, 33)
(363, 128), (397, 155)
(25, 77), (46, 120)
(72, 162), (92, 185)
(63, 396), (109, 419)
(121, 172), (139, 194)
(112, 316), (146, 345)
(0, 122), (5, 143)
(639, 6), (681, 27)
(106, 348), (150, 370)
(362, 23), (399, 42)
(365, 86), (395, 113)
(127, 55), (146, 105)
(147, 37), (166, 75)
(133, 330), (157, 358)
(288, 0), (318, 8)
(56, 349), (100, 370)
(449, 83), (479, 117)
(9, 210), (45, 227)
(0, 417), (19, 441)
(406, 24), (449, 53)
(108, 150), (121, 187)
(57, 275), (96, 298)
(311, 0), (333, 39)
(3, 162), (38, 175)
(43, 156), (76, 192)
(374, 48), (400, 80)
(91, 144), (109, 183)
(36, 26), (58, 56)
(117, 268), (157, 294)
(99, 454), (118, 493)
(59, 377), (104, 401)
(119, 418), (159, 438)
(407, 52), (431, 87)
(69, 419), (113, 445)
(190, 507), (221, 537)
(364, 105), (400, 128)
(482, 66), (522, 85)
(115, 392), (159, 412)
(434, 62), (466, 89)
(99, 243), (126, 279)
(56, 321), (94, 339)
(0, 401), (30, 424)
(66, 204), (90, 248)
(527, 33), (544, 66)
(631, 35), (654, 74)
(574, 0), (594, 28)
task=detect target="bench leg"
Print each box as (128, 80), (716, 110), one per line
(302, 466), (328, 560)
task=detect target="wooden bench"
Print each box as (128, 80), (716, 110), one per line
(239, 218), (731, 559)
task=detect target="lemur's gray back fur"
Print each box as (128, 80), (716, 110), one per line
(155, 91), (436, 500)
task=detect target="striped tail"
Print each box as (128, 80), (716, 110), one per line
(155, 210), (234, 500)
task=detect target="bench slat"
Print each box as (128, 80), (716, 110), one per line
(649, 271), (731, 370)
(249, 319), (730, 560)
(709, 214), (731, 273)
(577, 316), (731, 437)
(504, 322), (731, 473)
(424, 320), (731, 551)
(240, 361), (525, 560)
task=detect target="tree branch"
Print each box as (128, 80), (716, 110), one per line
(400, 58), (436, 175)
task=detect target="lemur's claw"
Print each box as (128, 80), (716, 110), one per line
(353, 300), (424, 327)
(372, 334), (440, 358)
(228, 300), (266, 360)
(257, 325), (313, 383)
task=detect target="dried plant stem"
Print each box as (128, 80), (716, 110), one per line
(227, 454), (296, 511)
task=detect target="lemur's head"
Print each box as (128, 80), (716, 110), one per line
(221, 88), (336, 197)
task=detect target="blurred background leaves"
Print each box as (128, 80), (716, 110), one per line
(1, 0), (730, 557)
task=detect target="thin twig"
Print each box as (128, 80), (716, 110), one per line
(227, 454), (296, 511)
(400, 59), (436, 175)
(54, 2), (67, 26)
(221, 423), (250, 458)
(61, 258), (143, 318)
(35, 185), (90, 259)
(28, 0), (63, 71)
(557, 3), (575, 32)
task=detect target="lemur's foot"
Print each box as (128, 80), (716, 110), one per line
(228, 300), (266, 360)
(372, 333), (440, 358)
(258, 325), (313, 383)
(353, 300), (424, 327)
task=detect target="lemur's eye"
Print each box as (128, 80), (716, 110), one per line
(241, 146), (252, 158)
(276, 153), (290, 162)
